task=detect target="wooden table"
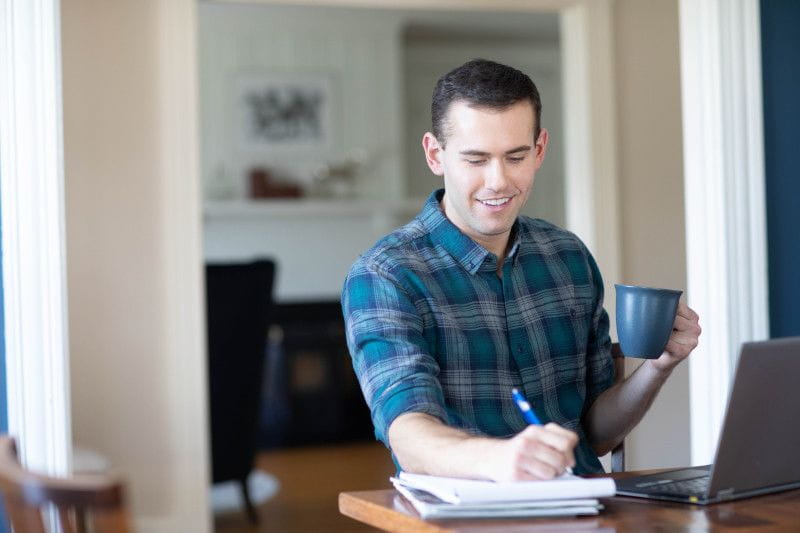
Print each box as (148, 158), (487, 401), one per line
(339, 471), (800, 532)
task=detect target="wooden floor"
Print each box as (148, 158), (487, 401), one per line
(214, 441), (395, 533)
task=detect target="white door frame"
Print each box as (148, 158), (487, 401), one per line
(560, 0), (621, 319)
(0, 0), (72, 481)
(678, 0), (769, 465)
(152, 0), (210, 528)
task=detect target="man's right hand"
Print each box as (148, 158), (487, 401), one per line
(387, 412), (578, 481)
(485, 423), (579, 481)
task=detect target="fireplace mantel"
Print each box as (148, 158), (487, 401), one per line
(203, 198), (424, 302)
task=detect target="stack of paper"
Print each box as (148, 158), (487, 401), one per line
(391, 471), (616, 519)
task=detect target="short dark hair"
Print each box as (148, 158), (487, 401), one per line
(431, 58), (542, 147)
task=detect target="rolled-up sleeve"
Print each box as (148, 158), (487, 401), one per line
(342, 260), (448, 444)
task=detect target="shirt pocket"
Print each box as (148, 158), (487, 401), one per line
(545, 296), (593, 386)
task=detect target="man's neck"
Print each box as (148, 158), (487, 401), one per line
(496, 255), (506, 278)
(437, 196), (513, 266)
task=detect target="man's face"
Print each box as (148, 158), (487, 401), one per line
(422, 100), (548, 256)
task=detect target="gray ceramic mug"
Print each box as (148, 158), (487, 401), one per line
(615, 284), (683, 359)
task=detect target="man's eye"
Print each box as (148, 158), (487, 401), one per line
(507, 156), (526, 163)
(466, 159), (485, 165)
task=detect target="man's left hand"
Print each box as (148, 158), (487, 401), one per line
(651, 301), (701, 373)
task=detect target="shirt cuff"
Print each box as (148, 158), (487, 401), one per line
(372, 379), (449, 444)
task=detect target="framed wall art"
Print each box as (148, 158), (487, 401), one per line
(236, 73), (334, 153)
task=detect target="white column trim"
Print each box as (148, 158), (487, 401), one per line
(155, 0), (212, 530)
(561, 0), (621, 329)
(678, 0), (769, 465)
(0, 0), (71, 477)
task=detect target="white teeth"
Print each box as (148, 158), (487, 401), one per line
(480, 198), (510, 206)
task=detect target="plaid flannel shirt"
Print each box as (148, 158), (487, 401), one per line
(342, 189), (614, 474)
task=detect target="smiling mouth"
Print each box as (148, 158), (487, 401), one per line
(478, 197), (511, 207)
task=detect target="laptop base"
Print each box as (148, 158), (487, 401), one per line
(615, 466), (800, 505)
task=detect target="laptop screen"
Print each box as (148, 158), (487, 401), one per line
(708, 337), (800, 495)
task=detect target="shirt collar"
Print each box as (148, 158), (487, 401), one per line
(418, 189), (522, 275)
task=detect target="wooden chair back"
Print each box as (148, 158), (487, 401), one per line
(0, 436), (131, 533)
(610, 343), (626, 472)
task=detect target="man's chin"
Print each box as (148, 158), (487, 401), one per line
(473, 224), (514, 239)
(477, 215), (517, 233)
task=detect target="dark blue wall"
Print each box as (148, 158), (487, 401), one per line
(0, 184), (6, 434)
(0, 163), (8, 533)
(761, 0), (800, 337)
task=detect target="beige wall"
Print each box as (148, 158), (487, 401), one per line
(61, 1), (210, 530)
(613, 0), (691, 469)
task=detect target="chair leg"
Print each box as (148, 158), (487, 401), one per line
(239, 476), (259, 524)
(611, 442), (625, 473)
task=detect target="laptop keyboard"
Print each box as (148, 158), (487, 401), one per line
(652, 476), (709, 496)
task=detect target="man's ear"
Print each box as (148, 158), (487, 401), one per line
(422, 132), (445, 176)
(533, 128), (550, 170)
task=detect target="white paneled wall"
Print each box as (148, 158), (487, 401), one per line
(200, 3), (405, 200)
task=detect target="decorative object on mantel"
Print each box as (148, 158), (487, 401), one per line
(249, 167), (303, 199)
(309, 148), (367, 198)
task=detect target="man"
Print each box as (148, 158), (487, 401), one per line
(342, 59), (700, 481)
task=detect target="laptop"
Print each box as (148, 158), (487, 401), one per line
(615, 337), (800, 504)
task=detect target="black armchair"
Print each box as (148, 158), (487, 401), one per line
(206, 259), (275, 523)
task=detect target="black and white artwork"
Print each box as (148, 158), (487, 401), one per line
(237, 74), (333, 151)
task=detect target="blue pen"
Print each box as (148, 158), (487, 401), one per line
(511, 387), (574, 475)
(511, 387), (542, 425)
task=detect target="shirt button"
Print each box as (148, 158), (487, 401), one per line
(517, 345), (524, 354)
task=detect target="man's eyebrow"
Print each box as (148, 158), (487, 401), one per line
(505, 145), (532, 155)
(458, 146), (532, 157)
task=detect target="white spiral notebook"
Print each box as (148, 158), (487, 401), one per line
(391, 472), (616, 519)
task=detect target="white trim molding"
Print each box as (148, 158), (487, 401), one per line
(155, 0), (212, 530)
(678, 0), (769, 465)
(0, 0), (72, 475)
(561, 0), (621, 330)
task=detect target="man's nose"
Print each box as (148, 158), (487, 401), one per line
(484, 160), (509, 191)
